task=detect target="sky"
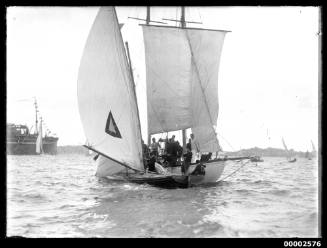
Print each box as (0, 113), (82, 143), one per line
(6, 6), (320, 152)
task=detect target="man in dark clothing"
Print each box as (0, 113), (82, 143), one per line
(186, 138), (192, 151)
(147, 151), (157, 172)
(166, 137), (178, 166)
(142, 139), (149, 158)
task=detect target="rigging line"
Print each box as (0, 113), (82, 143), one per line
(217, 160), (251, 182)
(216, 132), (236, 152)
(184, 30), (219, 149)
(197, 8), (202, 24)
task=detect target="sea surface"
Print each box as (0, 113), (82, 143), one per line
(7, 154), (319, 238)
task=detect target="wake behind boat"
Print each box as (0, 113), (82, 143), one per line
(77, 7), (247, 188)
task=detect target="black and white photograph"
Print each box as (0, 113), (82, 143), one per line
(6, 6), (320, 238)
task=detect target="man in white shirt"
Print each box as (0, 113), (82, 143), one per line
(190, 133), (200, 163)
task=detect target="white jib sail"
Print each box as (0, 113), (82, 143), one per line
(311, 140), (316, 152)
(142, 25), (227, 152)
(77, 7), (143, 172)
(36, 122), (43, 154)
(282, 138), (288, 151)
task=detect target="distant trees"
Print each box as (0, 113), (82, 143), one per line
(225, 147), (307, 157)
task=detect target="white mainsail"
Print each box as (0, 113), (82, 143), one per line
(142, 25), (228, 152)
(36, 122), (43, 154)
(311, 140), (316, 152)
(311, 140), (316, 158)
(282, 138), (288, 151)
(282, 137), (292, 159)
(77, 7), (143, 172)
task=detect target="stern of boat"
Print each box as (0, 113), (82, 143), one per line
(189, 160), (226, 185)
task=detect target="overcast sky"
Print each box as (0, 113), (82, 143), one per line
(6, 6), (320, 152)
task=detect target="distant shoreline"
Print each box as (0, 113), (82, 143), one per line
(57, 145), (315, 158)
(57, 145), (90, 155)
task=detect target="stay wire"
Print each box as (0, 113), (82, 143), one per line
(218, 160), (251, 182)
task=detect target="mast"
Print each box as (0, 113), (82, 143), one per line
(146, 6), (150, 25)
(146, 6), (151, 146)
(40, 117), (43, 153)
(125, 41), (144, 167)
(34, 97), (38, 135)
(181, 6), (186, 28)
(181, 6), (187, 151)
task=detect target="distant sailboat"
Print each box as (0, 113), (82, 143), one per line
(282, 138), (296, 163)
(311, 140), (317, 159)
(77, 7), (245, 188)
(305, 150), (312, 160)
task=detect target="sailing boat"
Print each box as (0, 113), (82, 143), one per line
(77, 7), (243, 188)
(281, 137), (296, 163)
(305, 150), (311, 160)
(310, 140), (316, 159)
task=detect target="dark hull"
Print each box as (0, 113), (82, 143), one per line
(250, 158), (264, 162)
(126, 174), (189, 189)
(7, 140), (58, 155)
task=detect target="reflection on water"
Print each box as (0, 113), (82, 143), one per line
(7, 154), (319, 237)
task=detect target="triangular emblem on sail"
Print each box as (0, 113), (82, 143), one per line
(105, 111), (122, 138)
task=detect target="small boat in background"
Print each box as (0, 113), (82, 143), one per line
(305, 150), (312, 160)
(282, 138), (297, 163)
(310, 140), (317, 159)
(250, 155), (264, 162)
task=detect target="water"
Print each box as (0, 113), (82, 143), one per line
(7, 154), (319, 237)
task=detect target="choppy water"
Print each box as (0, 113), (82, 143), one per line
(7, 154), (319, 238)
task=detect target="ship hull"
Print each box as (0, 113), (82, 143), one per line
(7, 140), (58, 155)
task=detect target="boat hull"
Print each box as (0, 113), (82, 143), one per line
(167, 159), (226, 186)
(126, 173), (189, 188)
(100, 158), (226, 188)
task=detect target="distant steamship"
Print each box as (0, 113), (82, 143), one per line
(7, 98), (58, 155)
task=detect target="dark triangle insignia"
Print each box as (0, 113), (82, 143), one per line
(105, 111), (122, 138)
